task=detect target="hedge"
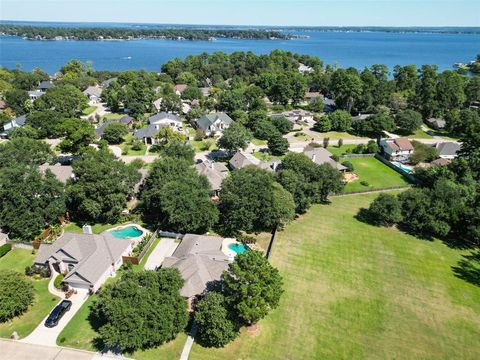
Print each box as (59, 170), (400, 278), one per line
(54, 274), (64, 289)
(0, 243), (12, 258)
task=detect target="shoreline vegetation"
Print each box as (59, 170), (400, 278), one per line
(0, 25), (290, 41)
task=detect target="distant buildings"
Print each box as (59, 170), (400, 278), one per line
(1, 115), (26, 138)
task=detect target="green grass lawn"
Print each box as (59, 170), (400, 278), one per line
(343, 157), (411, 192)
(0, 249), (60, 338)
(190, 140), (218, 153)
(313, 131), (370, 140)
(251, 138), (268, 146)
(189, 193), (480, 360)
(63, 221), (138, 234)
(101, 113), (126, 121)
(327, 144), (358, 156)
(82, 106), (97, 116)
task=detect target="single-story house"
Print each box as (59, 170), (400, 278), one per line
(426, 118), (446, 130)
(28, 90), (45, 101)
(281, 110), (314, 124)
(196, 113), (233, 137)
(303, 145), (347, 171)
(83, 85), (103, 104)
(39, 164), (74, 184)
(162, 234), (230, 299)
(95, 117), (134, 137)
(174, 84), (188, 95)
(1, 115), (26, 138)
(35, 232), (132, 292)
(195, 160), (228, 196)
(101, 77), (117, 88)
(435, 142), (461, 159)
(298, 63), (314, 74)
(119, 116), (135, 128)
(304, 92), (321, 103)
(380, 138), (414, 162)
(229, 151), (280, 172)
(38, 80), (54, 92)
(148, 112), (183, 130)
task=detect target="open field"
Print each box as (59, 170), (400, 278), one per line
(189, 193), (480, 360)
(0, 249), (60, 338)
(343, 157), (411, 192)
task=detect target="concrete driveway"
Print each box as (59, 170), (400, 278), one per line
(144, 238), (178, 270)
(21, 289), (89, 347)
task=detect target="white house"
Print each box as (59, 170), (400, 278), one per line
(1, 115), (26, 138)
(83, 85), (103, 104)
(35, 232), (132, 292)
(196, 113), (233, 137)
(380, 138), (414, 162)
(298, 63), (314, 74)
(148, 112), (183, 130)
(28, 90), (45, 101)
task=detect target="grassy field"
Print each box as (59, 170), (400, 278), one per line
(190, 139), (218, 153)
(343, 157), (411, 192)
(251, 138), (268, 146)
(327, 144), (358, 156)
(101, 113), (126, 121)
(313, 131), (370, 140)
(189, 193), (480, 360)
(0, 249), (60, 338)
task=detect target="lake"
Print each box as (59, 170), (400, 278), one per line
(1, 29), (479, 74)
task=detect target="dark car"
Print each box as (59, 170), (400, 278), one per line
(44, 300), (72, 328)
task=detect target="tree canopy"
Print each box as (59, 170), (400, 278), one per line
(0, 271), (34, 322)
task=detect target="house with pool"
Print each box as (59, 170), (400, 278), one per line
(34, 225), (145, 292)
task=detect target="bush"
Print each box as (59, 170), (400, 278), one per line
(360, 181), (370, 187)
(0, 243), (12, 258)
(0, 271), (34, 322)
(237, 233), (257, 244)
(131, 139), (144, 151)
(365, 193), (403, 226)
(25, 265), (51, 278)
(54, 274), (64, 289)
(341, 161), (354, 172)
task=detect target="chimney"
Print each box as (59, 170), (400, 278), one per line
(312, 154), (316, 162)
(82, 225), (93, 234)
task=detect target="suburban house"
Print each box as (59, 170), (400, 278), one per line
(35, 232), (132, 292)
(380, 138), (414, 162)
(174, 84), (188, 95)
(95, 117), (135, 137)
(133, 125), (161, 145)
(39, 164), (74, 184)
(0, 231), (8, 246)
(162, 234), (230, 299)
(1, 115), (26, 138)
(196, 113), (233, 136)
(83, 85), (103, 104)
(435, 142), (461, 159)
(304, 92), (321, 103)
(279, 110), (314, 124)
(229, 151), (280, 172)
(431, 158), (451, 166)
(298, 63), (314, 74)
(195, 160), (229, 196)
(119, 116), (135, 128)
(101, 77), (117, 88)
(38, 80), (54, 92)
(148, 112), (183, 130)
(426, 118), (446, 130)
(303, 145), (347, 171)
(28, 90), (45, 101)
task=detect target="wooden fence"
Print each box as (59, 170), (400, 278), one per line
(339, 153), (376, 158)
(122, 229), (158, 265)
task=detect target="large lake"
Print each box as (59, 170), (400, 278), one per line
(1, 30), (479, 74)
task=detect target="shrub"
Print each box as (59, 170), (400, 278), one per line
(54, 274), (64, 289)
(360, 180), (370, 187)
(342, 161), (354, 172)
(0, 243), (12, 258)
(365, 193), (403, 226)
(237, 233), (257, 244)
(0, 271), (34, 322)
(131, 139), (144, 151)
(25, 265), (51, 278)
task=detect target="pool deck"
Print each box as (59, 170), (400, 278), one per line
(222, 237), (241, 260)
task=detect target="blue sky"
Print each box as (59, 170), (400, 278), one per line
(1, 0), (479, 26)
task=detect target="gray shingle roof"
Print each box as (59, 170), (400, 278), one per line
(148, 112), (180, 124)
(133, 124), (161, 140)
(83, 85), (102, 98)
(39, 164), (74, 184)
(162, 234), (229, 298)
(195, 161), (228, 191)
(435, 142), (461, 157)
(35, 232), (130, 287)
(229, 152), (261, 170)
(38, 80), (54, 90)
(303, 146), (347, 171)
(196, 113), (233, 132)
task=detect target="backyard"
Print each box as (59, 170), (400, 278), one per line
(0, 249), (60, 338)
(342, 156), (411, 192)
(189, 193), (480, 360)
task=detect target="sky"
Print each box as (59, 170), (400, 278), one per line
(1, 0), (479, 27)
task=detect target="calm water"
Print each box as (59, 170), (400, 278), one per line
(109, 226), (143, 239)
(1, 30), (479, 74)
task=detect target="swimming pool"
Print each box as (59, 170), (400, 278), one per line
(228, 243), (248, 255)
(391, 161), (413, 174)
(109, 226), (143, 239)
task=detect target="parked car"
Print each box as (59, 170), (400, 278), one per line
(44, 300), (72, 328)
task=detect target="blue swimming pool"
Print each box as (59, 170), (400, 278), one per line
(228, 243), (248, 255)
(109, 226), (143, 239)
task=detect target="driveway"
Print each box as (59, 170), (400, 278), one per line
(21, 289), (89, 347)
(1, 339), (129, 360)
(144, 238), (178, 270)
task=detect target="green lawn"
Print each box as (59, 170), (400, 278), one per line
(118, 134), (148, 155)
(313, 131), (369, 140)
(189, 193), (480, 360)
(251, 138), (267, 146)
(64, 222), (131, 234)
(0, 249), (60, 338)
(82, 106), (97, 115)
(327, 144), (358, 156)
(101, 113), (126, 121)
(343, 157), (411, 192)
(190, 140), (218, 153)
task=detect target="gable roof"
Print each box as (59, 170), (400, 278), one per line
(83, 85), (102, 98)
(101, 78), (117, 88)
(35, 232), (130, 287)
(119, 116), (134, 124)
(195, 161), (228, 191)
(196, 113), (233, 132)
(148, 112), (180, 124)
(38, 80), (54, 90)
(174, 84), (188, 93)
(134, 124), (161, 140)
(435, 142), (461, 156)
(303, 145), (347, 171)
(39, 164), (74, 184)
(427, 118), (446, 129)
(229, 151), (261, 169)
(162, 234), (229, 298)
